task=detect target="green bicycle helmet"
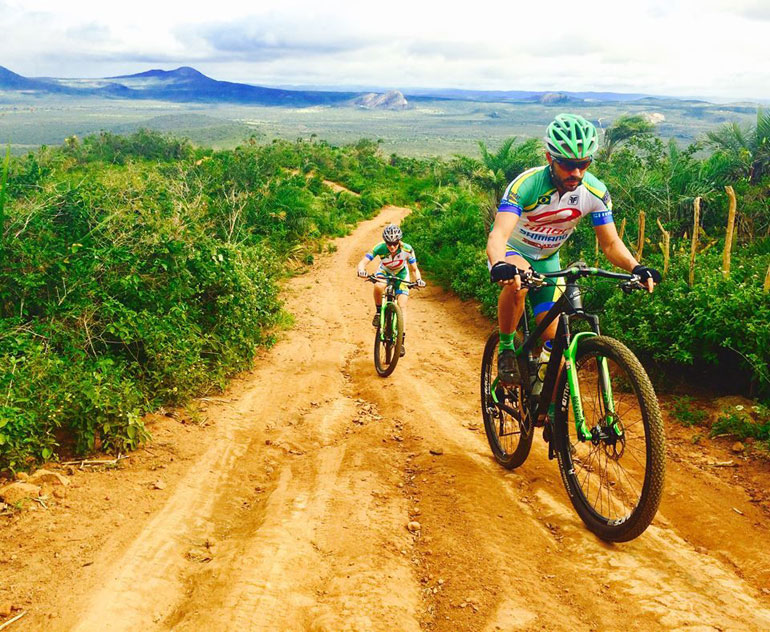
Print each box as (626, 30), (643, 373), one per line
(545, 113), (599, 159)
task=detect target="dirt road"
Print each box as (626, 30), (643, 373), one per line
(2, 205), (770, 631)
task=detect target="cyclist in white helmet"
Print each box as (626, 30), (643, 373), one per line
(357, 223), (425, 357)
(487, 113), (661, 385)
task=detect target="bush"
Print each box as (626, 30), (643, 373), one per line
(600, 247), (770, 396)
(671, 396), (708, 427)
(710, 403), (770, 449)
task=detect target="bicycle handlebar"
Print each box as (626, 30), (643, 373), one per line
(520, 264), (646, 292)
(540, 265), (633, 281)
(363, 274), (422, 289)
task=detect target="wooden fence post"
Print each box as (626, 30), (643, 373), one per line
(689, 197), (700, 287)
(636, 211), (646, 260)
(764, 263), (770, 293)
(656, 217), (670, 277)
(722, 185), (737, 278)
(618, 217), (626, 242)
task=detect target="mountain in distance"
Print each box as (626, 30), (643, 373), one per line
(0, 65), (357, 106)
(103, 67), (356, 106)
(0, 66), (83, 95)
(0, 65), (144, 98)
(1, 65), (762, 108)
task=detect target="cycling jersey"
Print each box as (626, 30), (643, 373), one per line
(497, 166), (614, 260)
(366, 242), (417, 276)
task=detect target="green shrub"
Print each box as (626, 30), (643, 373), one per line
(600, 247), (770, 396)
(710, 403), (770, 448)
(670, 396), (708, 427)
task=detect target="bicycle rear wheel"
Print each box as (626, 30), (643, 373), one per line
(554, 336), (665, 541)
(480, 332), (534, 469)
(374, 302), (403, 377)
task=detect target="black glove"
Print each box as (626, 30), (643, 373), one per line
(632, 265), (662, 284)
(490, 261), (524, 283)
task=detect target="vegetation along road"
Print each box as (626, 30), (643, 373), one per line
(2, 204), (770, 631)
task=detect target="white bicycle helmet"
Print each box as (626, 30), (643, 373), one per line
(382, 224), (402, 244)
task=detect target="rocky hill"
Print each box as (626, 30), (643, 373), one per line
(353, 90), (409, 110)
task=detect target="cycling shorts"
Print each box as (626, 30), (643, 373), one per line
(375, 267), (411, 296)
(493, 249), (565, 317)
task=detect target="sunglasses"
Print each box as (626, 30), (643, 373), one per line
(553, 156), (592, 171)
(385, 240), (400, 247)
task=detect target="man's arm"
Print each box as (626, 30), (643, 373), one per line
(486, 212), (525, 288)
(594, 222), (638, 270)
(595, 222), (655, 292)
(486, 212), (519, 266)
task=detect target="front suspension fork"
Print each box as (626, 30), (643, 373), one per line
(564, 334), (622, 442)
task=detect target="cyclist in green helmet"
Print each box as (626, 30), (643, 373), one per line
(487, 113), (661, 385)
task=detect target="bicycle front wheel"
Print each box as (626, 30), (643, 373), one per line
(554, 336), (665, 541)
(480, 332), (534, 469)
(373, 302), (403, 377)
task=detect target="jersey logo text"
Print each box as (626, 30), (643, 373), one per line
(528, 208), (582, 225)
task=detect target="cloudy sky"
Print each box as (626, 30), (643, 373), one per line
(2, 0), (769, 101)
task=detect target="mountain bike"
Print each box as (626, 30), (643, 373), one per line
(365, 274), (419, 377)
(480, 262), (665, 541)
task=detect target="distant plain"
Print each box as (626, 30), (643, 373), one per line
(0, 92), (761, 157)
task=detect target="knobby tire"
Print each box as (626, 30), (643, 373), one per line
(480, 331), (534, 469)
(553, 336), (665, 541)
(374, 302), (403, 377)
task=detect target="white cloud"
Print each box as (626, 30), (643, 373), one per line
(0, 0), (768, 100)
(65, 23), (111, 42)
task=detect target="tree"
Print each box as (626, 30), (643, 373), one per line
(705, 107), (770, 183)
(477, 137), (541, 206)
(599, 115), (655, 161)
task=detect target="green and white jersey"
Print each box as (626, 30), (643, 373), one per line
(497, 165), (614, 260)
(365, 241), (417, 275)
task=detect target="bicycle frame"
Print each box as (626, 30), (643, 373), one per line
(502, 269), (621, 443)
(371, 275), (412, 337)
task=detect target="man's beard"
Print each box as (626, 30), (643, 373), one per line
(550, 164), (582, 191)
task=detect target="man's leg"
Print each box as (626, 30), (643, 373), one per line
(532, 312), (560, 421)
(526, 256), (563, 420)
(497, 253), (530, 383)
(498, 284), (527, 335)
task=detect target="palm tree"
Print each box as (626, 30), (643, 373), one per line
(477, 137), (541, 205)
(705, 107), (770, 183)
(599, 114), (655, 161)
